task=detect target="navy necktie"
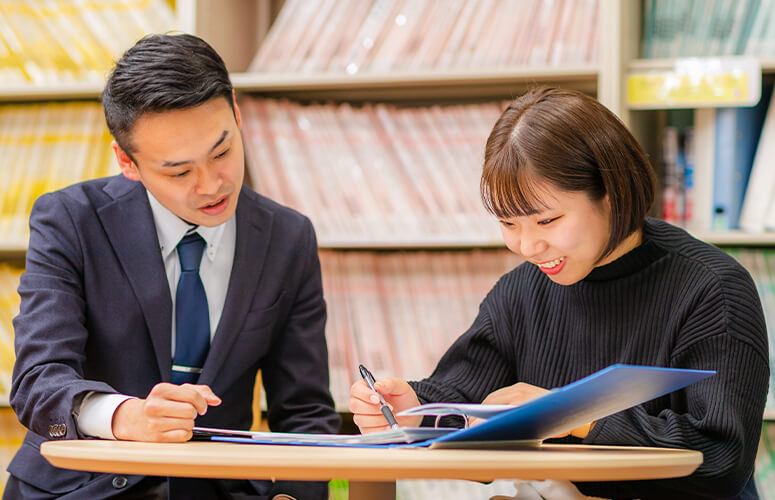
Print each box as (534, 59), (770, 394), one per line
(171, 232), (210, 385)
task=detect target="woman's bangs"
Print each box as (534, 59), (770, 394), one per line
(481, 154), (548, 219)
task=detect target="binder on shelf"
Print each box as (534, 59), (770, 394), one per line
(240, 97), (504, 245)
(196, 365), (714, 449)
(642, 0), (769, 58)
(249, 0), (599, 73)
(739, 86), (775, 232)
(0, 0), (176, 85)
(711, 84), (772, 231)
(0, 264), (23, 403)
(318, 249), (523, 407)
(688, 108), (715, 233)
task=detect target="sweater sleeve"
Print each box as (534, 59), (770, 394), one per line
(579, 266), (769, 500)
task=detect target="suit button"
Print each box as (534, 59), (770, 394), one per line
(48, 424), (66, 438)
(112, 476), (128, 489)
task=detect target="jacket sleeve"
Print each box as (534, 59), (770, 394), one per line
(11, 192), (117, 440)
(260, 218), (340, 434)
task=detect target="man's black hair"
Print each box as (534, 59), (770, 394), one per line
(102, 33), (234, 155)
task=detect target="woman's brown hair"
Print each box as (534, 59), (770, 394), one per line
(481, 87), (655, 259)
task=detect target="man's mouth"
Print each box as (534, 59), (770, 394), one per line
(200, 195), (227, 208)
(199, 195), (229, 215)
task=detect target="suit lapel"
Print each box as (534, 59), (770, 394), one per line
(199, 188), (273, 387)
(98, 176), (173, 381)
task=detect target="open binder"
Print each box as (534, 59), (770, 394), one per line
(194, 364), (714, 449)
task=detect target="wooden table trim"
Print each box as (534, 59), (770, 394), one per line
(41, 441), (702, 483)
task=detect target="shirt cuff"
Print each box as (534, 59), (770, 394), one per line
(75, 392), (135, 439)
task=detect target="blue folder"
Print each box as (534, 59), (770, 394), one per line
(199, 364), (714, 449)
(422, 364), (714, 448)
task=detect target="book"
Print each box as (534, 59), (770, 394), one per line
(197, 365), (713, 449)
(755, 422), (775, 496)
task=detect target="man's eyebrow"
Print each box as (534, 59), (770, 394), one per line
(208, 129), (229, 154)
(161, 130), (230, 167)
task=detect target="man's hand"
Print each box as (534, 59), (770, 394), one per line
(349, 377), (422, 433)
(112, 383), (221, 442)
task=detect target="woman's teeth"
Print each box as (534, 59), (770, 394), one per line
(537, 257), (565, 269)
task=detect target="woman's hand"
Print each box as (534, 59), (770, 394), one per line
(482, 382), (549, 406)
(349, 377), (423, 433)
(480, 382), (594, 438)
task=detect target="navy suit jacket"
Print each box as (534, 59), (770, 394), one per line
(7, 175), (339, 498)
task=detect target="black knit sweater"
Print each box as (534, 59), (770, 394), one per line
(410, 218), (769, 499)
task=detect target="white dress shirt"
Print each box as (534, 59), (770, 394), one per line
(75, 190), (236, 439)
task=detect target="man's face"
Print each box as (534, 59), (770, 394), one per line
(114, 95), (245, 227)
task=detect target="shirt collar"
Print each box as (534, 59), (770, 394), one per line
(146, 190), (232, 262)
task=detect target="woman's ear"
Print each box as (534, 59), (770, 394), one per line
(112, 141), (140, 181)
(601, 193), (612, 212)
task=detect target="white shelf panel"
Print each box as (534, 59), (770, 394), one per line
(317, 238), (506, 250)
(0, 82), (106, 102)
(231, 66), (600, 101)
(231, 65), (600, 90)
(693, 231), (775, 246)
(0, 243), (26, 259)
(0, 66), (599, 102)
(764, 408), (775, 421)
(0, 239), (507, 253)
(6, 230), (775, 250)
(629, 57), (775, 73)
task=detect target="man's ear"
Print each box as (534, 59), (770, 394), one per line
(232, 89), (242, 129)
(112, 140), (140, 181)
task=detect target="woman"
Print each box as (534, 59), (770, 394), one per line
(350, 88), (768, 499)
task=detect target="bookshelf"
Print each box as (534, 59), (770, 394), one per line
(627, 4), (775, 496)
(1, 0), (774, 395)
(3, 0), (775, 497)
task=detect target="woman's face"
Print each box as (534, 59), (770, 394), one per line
(498, 182), (638, 286)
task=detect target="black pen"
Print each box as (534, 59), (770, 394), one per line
(358, 364), (400, 430)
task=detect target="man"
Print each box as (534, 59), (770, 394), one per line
(6, 33), (339, 499)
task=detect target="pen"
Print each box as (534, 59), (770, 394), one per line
(358, 364), (400, 430)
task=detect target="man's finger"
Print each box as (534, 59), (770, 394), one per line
(160, 384), (213, 415)
(157, 428), (194, 443)
(144, 398), (199, 420)
(191, 384), (222, 406)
